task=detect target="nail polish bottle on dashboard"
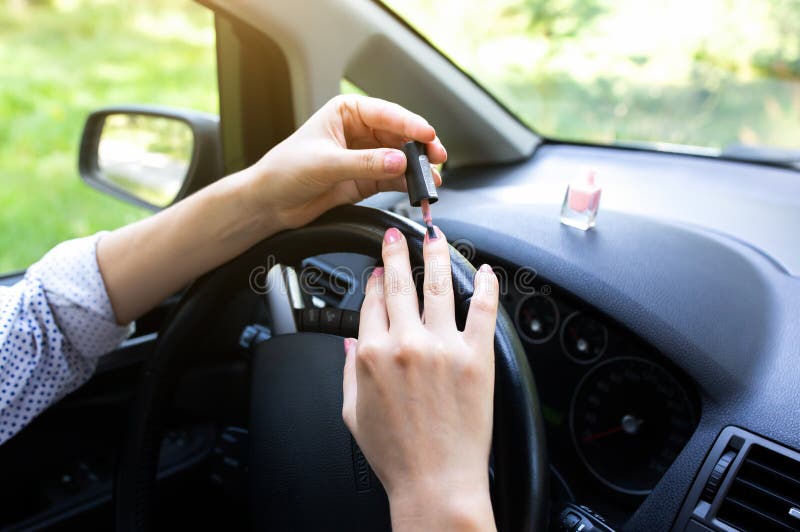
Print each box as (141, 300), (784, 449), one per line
(560, 170), (601, 231)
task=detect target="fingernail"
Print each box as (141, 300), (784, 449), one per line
(384, 151), (404, 174)
(479, 264), (492, 273)
(371, 266), (384, 278)
(384, 227), (401, 244)
(425, 224), (438, 241)
(343, 338), (353, 352)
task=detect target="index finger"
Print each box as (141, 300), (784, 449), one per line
(372, 130), (447, 166)
(352, 96), (436, 144)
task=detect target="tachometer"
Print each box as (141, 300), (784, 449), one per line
(515, 295), (559, 343)
(570, 357), (696, 495)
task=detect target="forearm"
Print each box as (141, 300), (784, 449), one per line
(97, 167), (282, 324)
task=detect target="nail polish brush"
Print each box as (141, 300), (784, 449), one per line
(402, 140), (438, 239)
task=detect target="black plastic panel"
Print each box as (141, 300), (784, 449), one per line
(674, 426), (800, 531)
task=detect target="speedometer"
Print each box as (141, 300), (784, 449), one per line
(570, 357), (696, 495)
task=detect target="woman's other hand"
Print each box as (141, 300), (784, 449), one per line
(342, 226), (499, 532)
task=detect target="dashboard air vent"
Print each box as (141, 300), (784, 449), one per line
(717, 444), (800, 531)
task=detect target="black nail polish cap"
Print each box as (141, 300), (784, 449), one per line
(402, 141), (438, 207)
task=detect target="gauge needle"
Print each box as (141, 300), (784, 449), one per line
(583, 415), (644, 443)
(582, 425), (624, 443)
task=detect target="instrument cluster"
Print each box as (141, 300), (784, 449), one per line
(496, 263), (699, 517)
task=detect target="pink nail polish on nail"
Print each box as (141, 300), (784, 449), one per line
(343, 338), (352, 352)
(371, 266), (384, 277)
(384, 227), (401, 244)
(384, 152), (404, 174)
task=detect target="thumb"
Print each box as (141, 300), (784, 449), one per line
(337, 148), (407, 182)
(342, 337), (359, 432)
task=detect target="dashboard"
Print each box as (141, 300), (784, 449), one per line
(362, 142), (800, 531)
(491, 258), (699, 523)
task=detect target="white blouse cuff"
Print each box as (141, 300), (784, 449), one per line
(25, 232), (134, 359)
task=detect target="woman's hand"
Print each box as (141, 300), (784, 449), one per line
(342, 226), (499, 531)
(247, 94), (447, 231)
(98, 94), (445, 324)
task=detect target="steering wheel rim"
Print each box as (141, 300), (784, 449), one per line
(114, 204), (548, 531)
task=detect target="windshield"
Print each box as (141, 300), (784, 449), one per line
(382, 0), (800, 164)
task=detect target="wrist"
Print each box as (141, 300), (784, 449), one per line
(388, 481), (495, 532)
(210, 166), (286, 243)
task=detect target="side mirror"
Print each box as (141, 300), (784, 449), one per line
(78, 106), (222, 210)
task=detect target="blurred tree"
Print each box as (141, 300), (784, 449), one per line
(6, 0), (54, 9)
(752, 0), (800, 79)
(505, 0), (606, 40)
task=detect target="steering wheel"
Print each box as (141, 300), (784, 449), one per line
(114, 205), (548, 531)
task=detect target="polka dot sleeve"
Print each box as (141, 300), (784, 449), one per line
(0, 232), (133, 444)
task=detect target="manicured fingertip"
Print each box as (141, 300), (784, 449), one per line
(475, 264), (499, 296)
(344, 337), (358, 355)
(464, 264), (499, 343)
(424, 225), (444, 243)
(383, 150), (406, 175)
(426, 224), (437, 240)
(384, 227), (402, 245)
(371, 266), (385, 278)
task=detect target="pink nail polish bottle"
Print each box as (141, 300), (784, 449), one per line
(560, 170), (602, 231)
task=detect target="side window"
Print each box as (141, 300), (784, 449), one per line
(340, 79), (367, 96)
(0, 1), (218, 273)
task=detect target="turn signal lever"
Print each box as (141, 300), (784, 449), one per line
(238, 308), (360, 352)
(557, 503), (616, 532)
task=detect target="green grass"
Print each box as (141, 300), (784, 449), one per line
(0, 0), (217, 272)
